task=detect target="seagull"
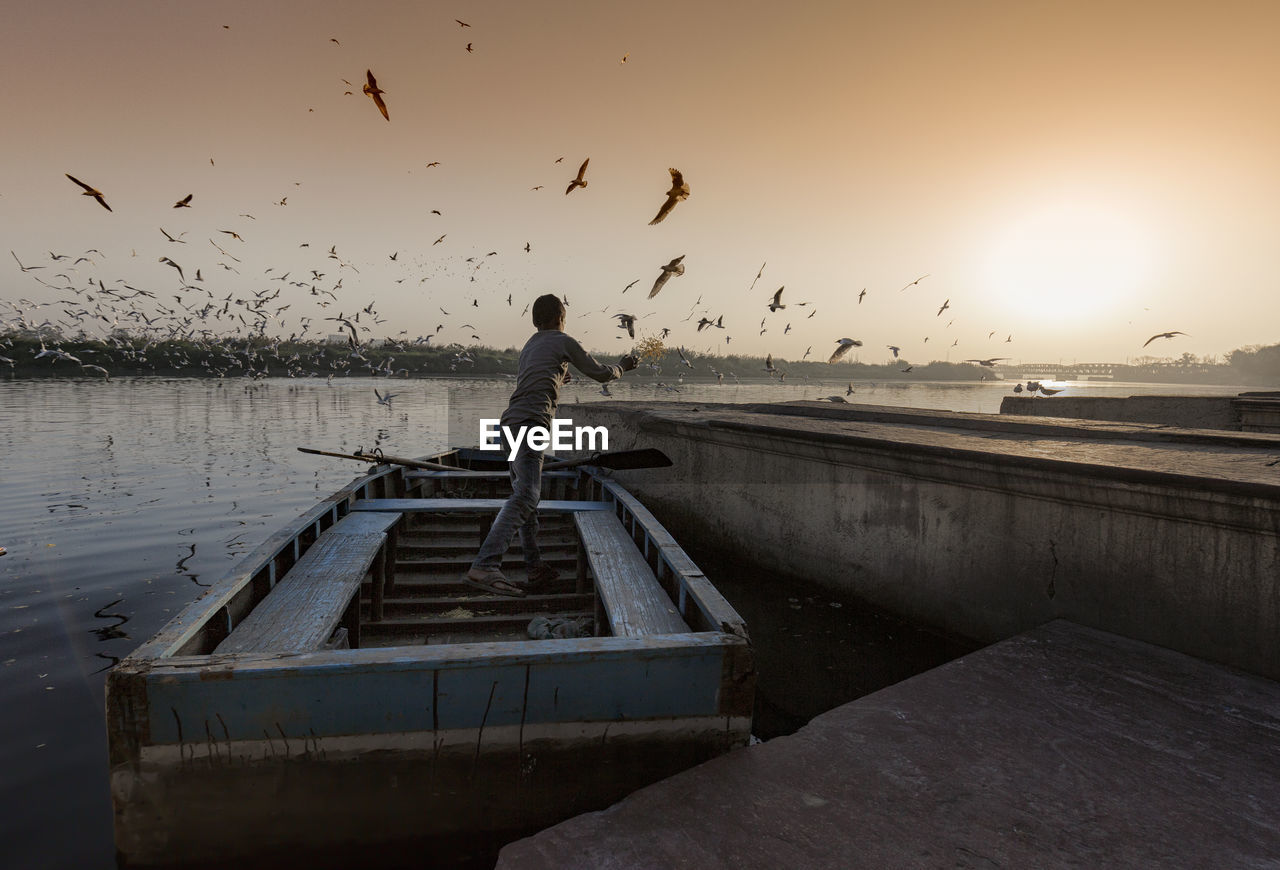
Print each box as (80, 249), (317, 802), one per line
(173, 194), (193, 208)
(827, 338), (862, 363)
(677, 346), (694, 368)
(455, 19), (470, 27)
(767, 287), (786, 311)
(622, 279), (639, 293)
(962, 357), (1008, 367)
(65, 174), (112, 211)
(1039, 385), (1064, 396)
(887, 345), (901, 358)
(11, 251), (44, 271)
(363, 69), (389, 121)
(465, 42), (473, 52)
(159, 227), (186, 244)
(613, 313), (636, 338)
(899, 273), (929, 292)
(824, 395), (849, 403)
(846, 382), (855, 395)
(374, 387), (398, 405)
(1013, 383), (1024, 393)
(858, 288), (867, 304)
(649, 255), (685, 298)
(1143, 331), (1187, 347)
(937, 298), (950, 316)
(565, 158), (589, 195)
(649, 168), (689, 225)
(763, 353), (777, 374)
(158, 257), (185, 282)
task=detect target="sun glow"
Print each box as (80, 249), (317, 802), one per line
(982, 203), (1155, 320)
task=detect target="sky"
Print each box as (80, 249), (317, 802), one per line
(2, 0), (1278, 366)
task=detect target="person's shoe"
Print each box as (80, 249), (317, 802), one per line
(464, 567), (526, 598)
(525, 564), (562, 591)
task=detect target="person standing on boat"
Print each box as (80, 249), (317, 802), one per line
(467, 294), (638, 597)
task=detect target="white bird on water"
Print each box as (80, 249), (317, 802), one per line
(374, 387), (398, 406)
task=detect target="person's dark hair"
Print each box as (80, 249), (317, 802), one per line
(531, 294), (565, 329)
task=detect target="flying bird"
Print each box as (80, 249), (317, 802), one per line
(649, 255), (685, 298)
(455, 19), (470, 27)
(1143, 331), (1187, 347)
(613, 313), (637, 338)
(649, 168), (689, 225)
(899, 273), (930, 292)
(767, 287), (785, 311)
(963, 357), (1009, 367)
(937, 298), (950, 316)
(887, 345), (901, 358)
(363, 69), (389, 121)
(158, 257), (185, 283)
(858, 288), (866, 304)
(565, 158), (589, 194)
(65, 174), (112, 211)
(827, 338), (863, 363)
(465, 43), (473, 52)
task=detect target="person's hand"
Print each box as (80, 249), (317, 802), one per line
(619, 354), (639, 372)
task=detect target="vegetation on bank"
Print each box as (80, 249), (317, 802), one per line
(0, 329), (1273, 385)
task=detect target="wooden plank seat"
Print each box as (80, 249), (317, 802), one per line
(214, 513), (401, 654)
(574, 510), (691, 637)
(403, 470), (579, 479)
(352, 498), (609, 513)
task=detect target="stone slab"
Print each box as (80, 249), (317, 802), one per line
(499, 620), (1280, 869)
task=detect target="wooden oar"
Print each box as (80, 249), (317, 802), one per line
(299, 446), (672, 474)
(542, 448), (672, 472)
(297, 447), (456, 472)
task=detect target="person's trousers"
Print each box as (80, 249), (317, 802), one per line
(471, 429), (544, 571)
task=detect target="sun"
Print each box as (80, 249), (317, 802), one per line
(982, 203), (1154, 321)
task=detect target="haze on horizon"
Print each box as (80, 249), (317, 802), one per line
(2, 0), (1277, 368)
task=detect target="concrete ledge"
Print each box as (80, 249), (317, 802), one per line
(1000, 394), (1242, 430)
(564, 401), (1280, 679)
(499, 620), (1280, 869)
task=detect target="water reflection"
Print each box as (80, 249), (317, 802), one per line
(0, 375), (1252, 868)
(90, 599), (130, 642)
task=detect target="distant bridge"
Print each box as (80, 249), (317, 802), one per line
(994, 362), (1125, 379)
(993, 361), (1219, 380)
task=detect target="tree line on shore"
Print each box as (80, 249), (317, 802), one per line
(0, 329), (1272, 384)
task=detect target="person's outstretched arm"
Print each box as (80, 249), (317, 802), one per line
(564, 335), (636, 382)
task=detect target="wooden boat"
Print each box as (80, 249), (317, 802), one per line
(106, 448), (753, 867)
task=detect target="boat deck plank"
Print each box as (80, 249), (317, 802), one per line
(575, 511), (689, 637)
(354, 498), (610, 513)
(214, 532), (382, 654)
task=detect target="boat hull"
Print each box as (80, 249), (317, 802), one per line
(107, 452), (753, 866)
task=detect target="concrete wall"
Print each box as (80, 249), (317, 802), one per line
(1000, 395), (1242, 429)
(570, 403), (1280, 681)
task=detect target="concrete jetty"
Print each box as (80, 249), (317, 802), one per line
(498, 620), (1280, 869)
(567, 400), (1280, 680)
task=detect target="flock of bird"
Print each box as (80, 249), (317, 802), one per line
(3, 18), (1192, 403)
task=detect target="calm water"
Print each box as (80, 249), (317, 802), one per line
(0, 375), (1247, 868)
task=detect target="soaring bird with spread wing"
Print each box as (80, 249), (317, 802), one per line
(649, 168), (689, 225)
(363, 69), (389, 121)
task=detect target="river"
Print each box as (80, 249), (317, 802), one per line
(0, 375), (1248, 867)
